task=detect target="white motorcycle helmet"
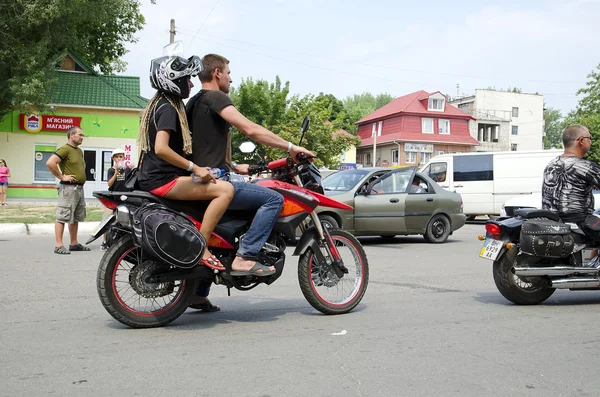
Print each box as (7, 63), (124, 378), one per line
(149, 55), (202, 99)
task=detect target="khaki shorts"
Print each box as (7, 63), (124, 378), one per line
(56, 184), (86, 224)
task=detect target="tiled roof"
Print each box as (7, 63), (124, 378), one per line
(51, 71), (148, 109)
(359, 132), (480, 147)
(357, 90), (474, 125)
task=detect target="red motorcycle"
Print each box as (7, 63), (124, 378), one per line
(89, 117), (369, 328)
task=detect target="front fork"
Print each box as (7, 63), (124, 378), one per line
(294, 175), (346, 276)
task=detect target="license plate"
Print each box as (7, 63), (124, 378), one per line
(90, 214), (115, 237)
(479, 238), (504, 261)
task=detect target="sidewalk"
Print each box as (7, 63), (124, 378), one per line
(0, 221), (99, 236)
(0, 198), (101, 236)
(5, 198), (102, 207)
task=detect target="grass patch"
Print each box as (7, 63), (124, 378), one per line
(0, 205), (104, 223)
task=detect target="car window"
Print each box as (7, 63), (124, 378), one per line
(371, 169), (413, 194)
(409, 175), (429, 194)
(423, 162), (447, 183)
(453, 155), (493, 182)
(322, 170), (368, 191)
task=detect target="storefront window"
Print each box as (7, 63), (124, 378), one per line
(406, 152), (416, 163)
(33, 144), (57, 183)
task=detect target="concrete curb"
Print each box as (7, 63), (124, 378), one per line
(0, 223), (28, 236)
(0, 222), (99, 236)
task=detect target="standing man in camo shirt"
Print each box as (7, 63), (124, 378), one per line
(46, 127), (90, 254)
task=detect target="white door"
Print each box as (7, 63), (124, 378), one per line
(83, 148), (113, 198)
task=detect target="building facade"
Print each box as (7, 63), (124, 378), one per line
(0, 54), (147, 199)
(449, 89), (544, 152)
(356, 91), (479, 167)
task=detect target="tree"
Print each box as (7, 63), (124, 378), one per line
(565, 63), (600, 162)
(314, 93), (344, 121)
(543, 107), (563, 149)
(0, 0), (149, 120)
(229, 76), (290, 162)
(341, 93), (394, 134)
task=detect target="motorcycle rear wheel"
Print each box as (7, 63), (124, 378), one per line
(97, 234), (196, 328)
(298, 228), (369, 314)
(492, 247), (555, 305)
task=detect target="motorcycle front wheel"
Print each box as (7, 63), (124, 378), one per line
(298, 228), (369, 314)
(492, 247), (555, 305)
(97, 234), (196, 328)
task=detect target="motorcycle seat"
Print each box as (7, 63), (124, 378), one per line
(514, 208), (561, 223)
(99, 190), (252, 229)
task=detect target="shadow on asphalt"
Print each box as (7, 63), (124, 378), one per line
(474, 290), (600, 307)
(357, 236), (463, 246)
(104, 298), (369, 330)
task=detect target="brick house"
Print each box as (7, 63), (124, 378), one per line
(356, 91), (479, 167)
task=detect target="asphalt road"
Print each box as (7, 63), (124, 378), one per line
(2, 225), (600, 396)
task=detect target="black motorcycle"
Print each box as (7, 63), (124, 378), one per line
(479, 208), (600, 305)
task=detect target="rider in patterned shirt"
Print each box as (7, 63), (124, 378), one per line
(542, 124), (600, 237)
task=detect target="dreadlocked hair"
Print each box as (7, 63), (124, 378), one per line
(137, 91), (193, 156)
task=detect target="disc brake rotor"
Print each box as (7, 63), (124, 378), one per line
(128, 261), (175, 298)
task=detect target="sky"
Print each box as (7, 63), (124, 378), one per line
(120, 0), (600, 116)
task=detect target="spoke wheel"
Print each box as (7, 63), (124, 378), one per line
(97, 235), (196, 328)
(298, 229), (369, 314)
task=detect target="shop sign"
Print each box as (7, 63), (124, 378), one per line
(123, 144), (136, 167)
(404, 143), (434, 153)
(19, 114), (82, 133)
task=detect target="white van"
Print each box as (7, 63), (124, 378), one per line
(420, 150), (562, 219)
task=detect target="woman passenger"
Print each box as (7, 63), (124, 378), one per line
(137, 55), (233, 271)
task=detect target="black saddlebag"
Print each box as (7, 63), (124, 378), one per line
(133, 202), (206, 269)
(519, 219), (574, 258)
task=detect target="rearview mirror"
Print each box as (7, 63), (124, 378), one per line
(301, 116), (310, 133)
(299, 116), (310, 146)
(239, 141), (256, 153)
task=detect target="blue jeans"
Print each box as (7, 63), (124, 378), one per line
(195, 181), (284, 296)
(229, 181), (284, 258)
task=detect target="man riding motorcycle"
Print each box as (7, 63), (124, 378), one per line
(542, 124), (600, 243)
(186, 53), (315, 309)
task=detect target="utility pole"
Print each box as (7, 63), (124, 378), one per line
(169, 19), (176, 44)
(456, 83), (459, 97)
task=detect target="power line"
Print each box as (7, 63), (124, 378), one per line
(178, 29), (587, 85)
(183, 0), (221, 52)
(179, 32), (583, 98)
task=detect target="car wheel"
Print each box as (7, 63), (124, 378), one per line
(466, 215), (476, 222)
(319, 214), (339, 229)
(423, 214), (451, 243)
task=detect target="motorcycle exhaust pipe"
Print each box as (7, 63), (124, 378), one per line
(550, 278), (600, 289)
(512, 266), (599, 277)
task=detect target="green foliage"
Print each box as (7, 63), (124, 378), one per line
(314, 93), (345, 121)
(565, 63), (600, 162)
(229, 76), (360, 169)
(341, 92), (394, 134)
(543, 106), (563, 149)
(0, 0), (147, 120)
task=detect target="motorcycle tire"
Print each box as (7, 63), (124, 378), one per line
(298, 228), (369, 314)
(97, 234), (196, 328)
(492, 246), (555, 305)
